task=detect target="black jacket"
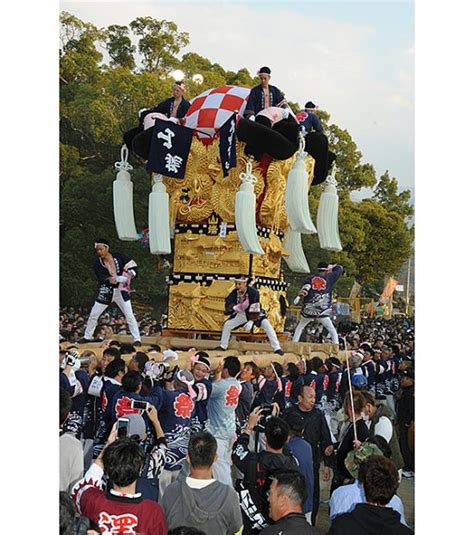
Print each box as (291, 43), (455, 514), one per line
(397, 386), (414, 426)
(232, 432), (297, 533)
(260, 512), (317, 534)
(328, 503), (412, 534)
(282, 405), (332, 466)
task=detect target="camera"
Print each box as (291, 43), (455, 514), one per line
(117, 417), (129, 439)
(260, 403), (274, 419)
(131, 399), (149, 411)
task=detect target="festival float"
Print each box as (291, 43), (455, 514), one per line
(114, 84), (343, 357)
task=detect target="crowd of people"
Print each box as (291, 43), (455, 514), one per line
(59, 315), (415, 534)
(59, 306), (166, 343)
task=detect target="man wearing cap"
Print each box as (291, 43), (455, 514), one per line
(217, 277), (284, 355)
(244, 66), (287, 118)
(293, 263), (344, 345)
(80, 240), (141, 346)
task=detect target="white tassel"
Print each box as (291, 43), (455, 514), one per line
(285, 133), (317, 234)
(235, 160), (264, 255)
(317, 164), (343, 252)
(148, 173), (171, 255)
(283, 228), (311, 273)
(113, 144), (138, 241)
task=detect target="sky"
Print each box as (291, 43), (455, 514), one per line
(61, 0), (414, 202)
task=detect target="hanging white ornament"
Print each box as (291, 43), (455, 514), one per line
(282, 228), (311, 273)
(317, 163), (343, 251)
(285, 132), (317, 234)
(235, 159), (264, 255)
(113, 144), (138, 241)
(148, 173), (171, 255)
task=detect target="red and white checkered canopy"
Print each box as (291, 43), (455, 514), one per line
(183, 85), (250, 139)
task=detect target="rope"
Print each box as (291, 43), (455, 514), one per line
(114, 144), (133, 172)
(342, 336), (358, 443)
(239, 159), (257, 185)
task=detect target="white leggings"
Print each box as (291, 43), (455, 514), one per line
(293, 315), (339, 344)
(84, 289), (140, 341)
(219, 312), (281, 351)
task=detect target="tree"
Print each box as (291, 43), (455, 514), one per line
(103, 25), (136, 70)
(374, 170), (414, 219)
(60, 11), (104, 85)
(129, 17), (189, 73)
(326, 123), (377, 195)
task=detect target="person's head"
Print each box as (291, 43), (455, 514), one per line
(223, 355), (241, 378)
(191, 351), (211, 381)
(310, 356), (326, 373)
(317, 261), (329, 272)
(349, 351), (363, 369)
(327, 356), (341, 371)
(187, 432), (217, 471)
(286, 362), (299, 380)
(257, 66), (271, 87)
(268, 470), (307, 521)
(121, 371), (143, 393)
(241, 361), (259, 382)
(172, 81), (185, 99)
(108, 340), (121, 349)
(297, 384), (315, 411)
(381, 345), (392, 360)
(103, 437), (145, 488)
(101, 347), (121, 371)
(351, 373), (368, 391)
(94, 239), (111, 258)
(234, 276), (249, 294)
(104, 358), (127, 381)
(265, 417), (289, 450)
(120, 343), (135, 355)
(359, 456), (399, 506)
(129, 351), (149, 373)
(59, 491), (76, 535)
(363, 392), (377, 418)
(343, 391), (367, 420)
(304, 101), (318, 114)
(400, 368), (415, 388)
(285, 412), (305, 438)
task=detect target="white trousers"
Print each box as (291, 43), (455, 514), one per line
(84, 289), (141, 341)
(219, 312), (281, 351)
(293, 315), (339, 344)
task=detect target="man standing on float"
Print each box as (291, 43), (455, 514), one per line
(293, 262), (343, 345)
(79, 239), (141, 346)
(244, 66), (287, 117)
(217, 276), (284, 355)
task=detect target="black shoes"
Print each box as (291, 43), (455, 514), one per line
(215, 346), (227, 351)
(274, 349), (285, 356)
(133, 340), (142, 347)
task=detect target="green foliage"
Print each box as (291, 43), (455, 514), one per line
(59, 12), (413, 306)
(129, 17), (189, 73)
(374, 170), (414, 218)
(104, 25), (136, 70)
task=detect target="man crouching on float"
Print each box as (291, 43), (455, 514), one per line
(216, 276), (284, 356)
